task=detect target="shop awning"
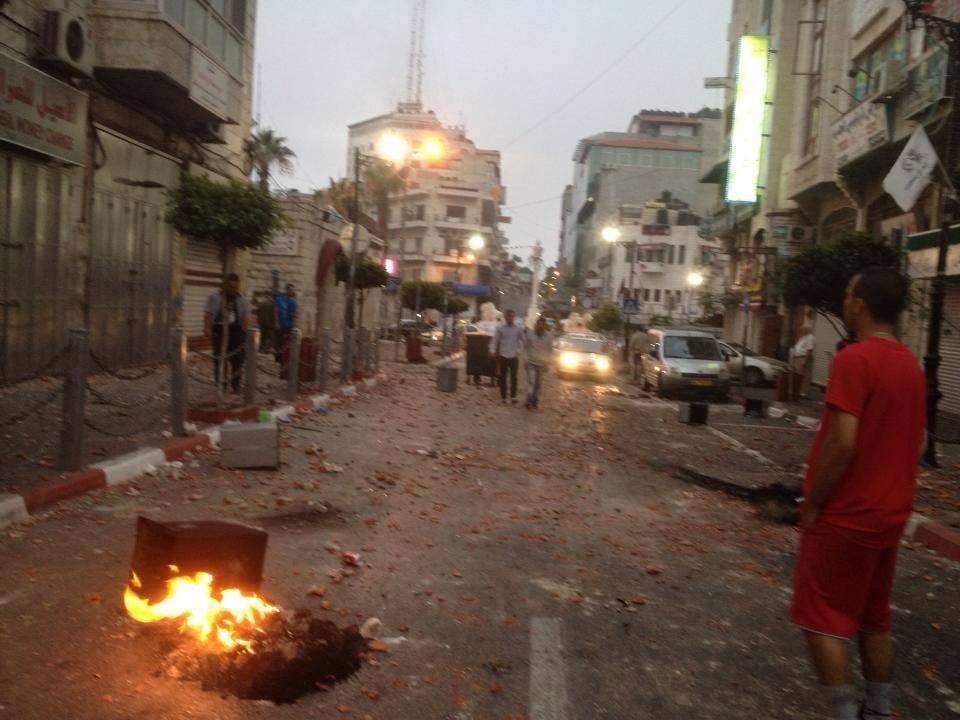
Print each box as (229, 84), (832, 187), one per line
(907, 224), (960, 251)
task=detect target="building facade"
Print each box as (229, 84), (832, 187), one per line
(0, 0), (257, 382)
(346, 102), (507, 298)
(561, 108), (723, 309)
(698, 0), (802, 359)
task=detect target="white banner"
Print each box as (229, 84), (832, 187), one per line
(883, 126), (938, 213)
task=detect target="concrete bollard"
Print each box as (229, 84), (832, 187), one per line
(243, 328), (260, 406)
(170, 328), (188, 437)
(287, 328), (301, 401)
(58, 328), (89, 470)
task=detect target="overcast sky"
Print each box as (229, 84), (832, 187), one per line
(255, 0), (732, 265)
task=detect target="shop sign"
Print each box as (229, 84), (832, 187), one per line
(851, 0), (887, 36)
(831, 101), (890, 168)
(189, 47), (230, 121)
(0, 51), (87, 165)
(256, 230), (300, 256)
(726, 36), (770, 203)
(903, 45), (948, 119)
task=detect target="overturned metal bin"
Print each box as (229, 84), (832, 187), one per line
(436, 365), (458, 392)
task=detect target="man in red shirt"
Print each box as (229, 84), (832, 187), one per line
(792, 267), (926, 720)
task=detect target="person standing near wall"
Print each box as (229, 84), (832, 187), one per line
(273, 283), (298, 364)
(204, 273), (250, 393)
(792, 325), (816, 399)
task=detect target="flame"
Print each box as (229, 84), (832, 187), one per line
(124, 570), (278, 652)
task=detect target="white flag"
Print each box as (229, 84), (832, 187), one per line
(883, 127), (939, 212)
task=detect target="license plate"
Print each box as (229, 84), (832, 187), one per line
(690, 379), (713, 387)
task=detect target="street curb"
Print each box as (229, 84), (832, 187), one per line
(431, 351), (465, 367)
(0, 372), (389, 528)
(914, 521), (960, 563)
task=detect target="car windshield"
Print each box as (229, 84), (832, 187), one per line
(558, 337), (605, 353)
(664, 336), (720, 360)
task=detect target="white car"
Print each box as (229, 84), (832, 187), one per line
(718, 341), (790, 387)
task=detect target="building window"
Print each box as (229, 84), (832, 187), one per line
(802, 0), (827, 155)
(415, 205), (425, 220)
(678, 245), (686, 265)
(668, 246), (675, 264)
(164, 0), (186, 24)
(416, 237), (423, 253)
(446, 205), (466, 219)
(644, 288), (651, 301)
(186, 0), (206, 39)
(654, 289), (661, 302)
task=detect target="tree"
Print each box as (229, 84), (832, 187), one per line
(165, 175), (286, 251)
(326, 178), (357, 221)
(245, 128), (296, 190)
(588, 303), (623, 334)
(401, 281), (447, 312)
(445, 297), (470, 315)
(781, 233), (902, 334)
(363, 159), (407, 239)
(335, 252), (388, 328)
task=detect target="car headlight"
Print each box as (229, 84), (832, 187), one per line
(594, 355), (611, 372)
(560, 352), (579, 369)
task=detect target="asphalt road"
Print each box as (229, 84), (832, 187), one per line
(1, 362), (958, 719)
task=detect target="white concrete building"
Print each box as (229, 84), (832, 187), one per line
(606, 197), (725, 324)
(346, 102), (506, 291)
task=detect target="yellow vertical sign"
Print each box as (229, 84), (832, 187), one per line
(725, 36), (769, 204)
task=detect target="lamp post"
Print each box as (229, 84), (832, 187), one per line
(604, 225), (640, 361)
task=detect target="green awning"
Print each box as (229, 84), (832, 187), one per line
(907, 224), (960, 251)
(700, 156), (728, 185)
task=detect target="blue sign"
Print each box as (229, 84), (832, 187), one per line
(622, 297), (639, 315)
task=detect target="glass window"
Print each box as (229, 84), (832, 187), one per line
(225, 32), (242, 75)
(654, 289), (661, 302)
(678, 245), (686, 265)
(230, 0), (247, 34)
(643, 288), (650, 301)
(668, 245), (675, 264)
(210, 0), (227, 15)
(186, 0), (206, 41)
(663, 336), (721, 360)
(207, 16), (226, 59)
(164, 0), (185, 24)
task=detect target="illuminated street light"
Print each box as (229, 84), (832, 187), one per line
(376, 132), (409, 163)
(687, 271), (705, 287)
(468, 233), (485, 251)
(422, 136), (445, 161)
(602, 226), (622, 243)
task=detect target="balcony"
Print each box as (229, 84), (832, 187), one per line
(389, 218), (429, 231)
(434, 215), (483, 231)
(436, 185), (480, 199)
(640, 261), (664, 273)
(89, 4), (246, 141)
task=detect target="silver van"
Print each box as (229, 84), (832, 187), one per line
(640, 328), (730, 400)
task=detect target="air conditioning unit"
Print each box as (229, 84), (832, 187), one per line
(36, 10), (95, 78)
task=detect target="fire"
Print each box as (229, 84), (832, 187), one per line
(123, 569), (278, 652)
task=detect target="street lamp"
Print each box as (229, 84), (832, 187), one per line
(603, 224), (640, 361)
(602, 225), (622, 243)
(687, 271), (704, 288)
(468, 233), (485, 252)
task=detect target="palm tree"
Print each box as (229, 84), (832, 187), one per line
(363, 158), (407, 241)
(245, 128), (296, 190)
(325, 177), (358, 221)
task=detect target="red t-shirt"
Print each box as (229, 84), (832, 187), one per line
(804, 337), (926, 547)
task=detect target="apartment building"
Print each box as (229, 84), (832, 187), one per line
(606, 194), (725, 323)
(0, 0), (257, 381)
(346, 102), (506, 294)
(698, 0), (802, 359)
(561, 108), (723, 309)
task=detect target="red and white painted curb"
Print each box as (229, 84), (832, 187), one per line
(0, 373), (387, 529)
(904, 512), (960, 563)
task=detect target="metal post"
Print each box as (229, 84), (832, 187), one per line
(318, 328), (330, 392)
(243, 327), (260, 406)
(373, 328), (380, 371)
(170, 328), (188, 437)
(58, 328), (89, 471)
(341, 328), (355, 383)
(286, 328), (301, 401)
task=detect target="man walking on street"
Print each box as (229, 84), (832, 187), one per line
(792, 324), (816, 399)
(791, 268), (925, 720)
(273, 283), (298, 364)
(204, 273), (250, 393)
(524, 316), (554, 409)
(490, 309), (523, 404)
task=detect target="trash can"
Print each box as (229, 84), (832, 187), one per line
(465, 333), (494, 384)
(436, 365), (458, 392)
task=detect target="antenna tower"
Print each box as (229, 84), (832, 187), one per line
(405, 0), (427, 107)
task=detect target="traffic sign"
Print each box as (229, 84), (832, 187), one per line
(622, 297), (639, 315)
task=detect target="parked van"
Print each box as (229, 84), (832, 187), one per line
(640, 328), (730, 400)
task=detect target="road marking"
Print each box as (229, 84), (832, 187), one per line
(706, 426), (777, 466)
(529, 617), (572, 720)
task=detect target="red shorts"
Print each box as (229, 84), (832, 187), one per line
(791, 523), (899, 638)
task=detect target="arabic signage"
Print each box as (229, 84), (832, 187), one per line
(883, 126), (938, 212)
(189, 47), (230, 121)
(0, 51), (87, 165)
(903, 45), (948, 119)
(851, 0), (887, 36)
(831, 101), (890, 168)
(256, 230), (300, 256)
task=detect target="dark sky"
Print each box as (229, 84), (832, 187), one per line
(255, 0), (732, 264)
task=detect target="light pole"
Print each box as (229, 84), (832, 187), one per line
(604, 225), (640, 361)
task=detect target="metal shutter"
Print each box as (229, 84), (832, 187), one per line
(183, 239), (223, 341)
(939, 286), (960, 417)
